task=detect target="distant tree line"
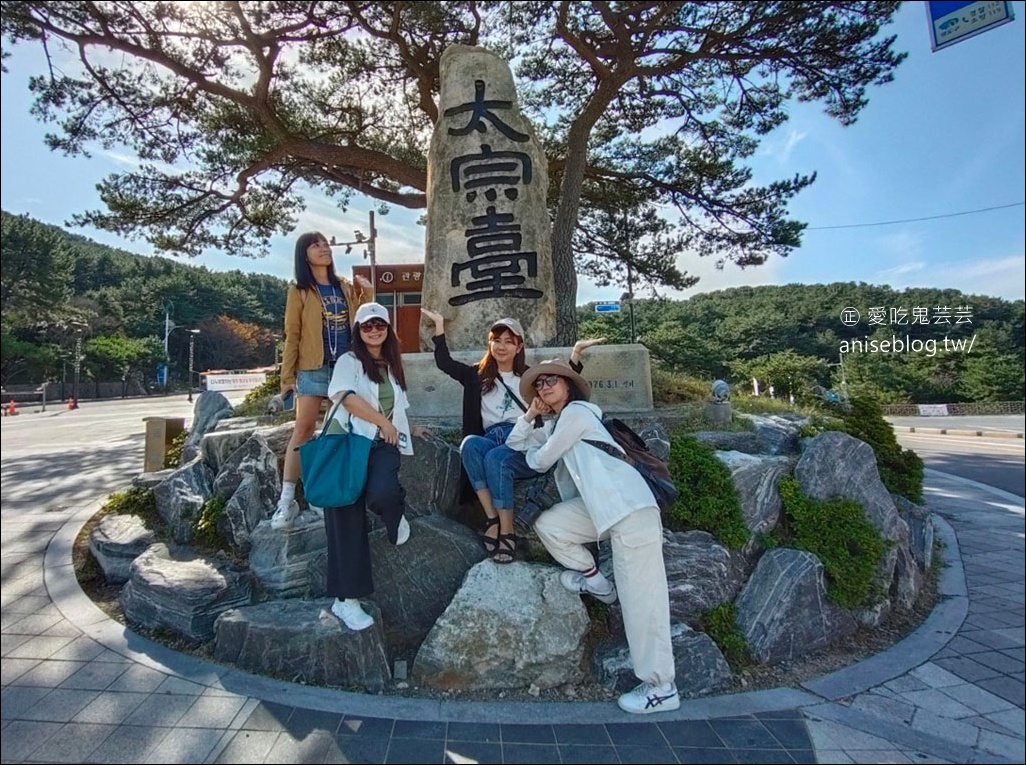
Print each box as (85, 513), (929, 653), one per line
(1, 211), (289, 391)
(579, 284), (1025, 404)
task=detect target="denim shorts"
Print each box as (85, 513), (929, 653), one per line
(296, 363), (332, 397)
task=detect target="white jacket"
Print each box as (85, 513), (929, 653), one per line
(506, 401), (657, 534)
(327, 352), (414, 456)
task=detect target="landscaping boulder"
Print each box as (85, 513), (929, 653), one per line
(663, 530), (747, 627)
(398, 434), (463, 519)
(592, 622), (733, 697)
(120, 543), (254, 642)
(211, 434), (280, 516)
(893, 494), (933, 572)
(735, 547), (857, 664)
(735, 413), (806, 455)
(88, 514), (156, 584)
(249, 508), (327, 598)
(217, 474), (270, 552)
(213, 599), (391, 692)
(692, 431), (765, 455)
(309, 515), (486, 652)
(412, 561), (590, 690)
(182, 391), (234, 462)
(716, 451), (792, 537)
(153, 457), (213, 544)
(202, 422), (295, 473)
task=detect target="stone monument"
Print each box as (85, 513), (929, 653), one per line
(421, 44), (555, 351)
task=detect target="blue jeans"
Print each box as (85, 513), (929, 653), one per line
(461, 422), (539, 511)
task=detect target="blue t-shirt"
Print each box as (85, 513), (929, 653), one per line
(316, 283), (351, 365)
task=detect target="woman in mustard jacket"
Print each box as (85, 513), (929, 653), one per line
(271, 231), (372, 529)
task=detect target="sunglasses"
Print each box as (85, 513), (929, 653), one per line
(359, 320), (388, 332)
(532, 374), (563, 391)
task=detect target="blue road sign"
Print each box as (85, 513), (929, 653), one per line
(927, 1), (1014, 52)
(595, 301), (621, 314)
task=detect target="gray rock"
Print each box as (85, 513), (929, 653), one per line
(213, 599), (391, 692)
(735, 413), (807, 455)
(412, 561), (589, 690)
(795, 432), (902, 543)
(663, 530), (747, 627)
(218, 475), (269, 553)
(716, 452), (792, 537)
(854, 599), (892, 628)
(309, 515), (486, 652)
(153, 457), (214, 544)
(120, 543), (253, 642)
(592, 622), (733, 697)
(399, 434), (462, 519)
(735, 548), (857, 664)
(212, 434), (280, 516)
(88, 514), (156, 584)
(891, 543), (923, 612)
(182, 391), (234, 462)
(133, 469), (175, 489)
(893, 494), (933, 572)
(692, 431), (766, 455)
(248, 508), (327, 598)
(421, 44), (555, 351)
(202, 423), (295, 473)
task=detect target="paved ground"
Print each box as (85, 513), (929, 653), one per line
(1, 400), (1023, 763)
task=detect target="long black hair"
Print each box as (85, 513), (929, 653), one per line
(350, 323), (408, 390)
(293, 232), (340, 289)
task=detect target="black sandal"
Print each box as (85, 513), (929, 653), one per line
(480, 516), (500, 555)
(492, 532), (517, 564)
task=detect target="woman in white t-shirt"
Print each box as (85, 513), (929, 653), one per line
(421, 308), (601, 563)
(323, 302), (412, 631)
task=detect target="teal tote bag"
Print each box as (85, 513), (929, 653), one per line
(298, 400), (374, 508)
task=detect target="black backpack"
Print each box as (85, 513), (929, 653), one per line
(584, 414), (680, 512)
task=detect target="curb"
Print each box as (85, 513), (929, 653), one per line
(892, 426), (1024, 439)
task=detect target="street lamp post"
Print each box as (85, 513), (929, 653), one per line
(329, 210), (377, 287)
(187, 329), (201, 402)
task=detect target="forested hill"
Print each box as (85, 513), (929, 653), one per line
(2, 211), (289, 386)
(578, 283), (1025, 404)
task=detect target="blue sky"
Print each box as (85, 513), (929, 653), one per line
(2, 2), (1023, 304)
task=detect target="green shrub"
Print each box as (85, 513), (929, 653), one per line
(827, 397), (924, 502)
(651, 367), (710, 405)
(699, 602), (752, 670)
(194, 494), (227, 547)
(665, 434), (748, 548)
(777, 476), (888, 610)
(163, 430), (188, 469)
(105, 486), (157, 519)
(232, 373), (283, 418)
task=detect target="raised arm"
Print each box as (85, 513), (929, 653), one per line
(422, 308), (478, 385)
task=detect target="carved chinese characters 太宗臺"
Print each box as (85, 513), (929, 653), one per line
(444, 81), (540, 306)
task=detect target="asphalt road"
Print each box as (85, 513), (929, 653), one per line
(894, 430), (1025, 498)
(0, 393), (248, 515)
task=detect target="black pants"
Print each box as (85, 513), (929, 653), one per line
(323, 442), (406, 599)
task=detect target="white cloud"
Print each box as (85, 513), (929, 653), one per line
(762, 128), (807, 164)
(875, 261), (927, 279)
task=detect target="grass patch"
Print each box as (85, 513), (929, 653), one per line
(776, 476), (888, 610)
(699, 602), (752, 670)
(665, 434), (748, 548)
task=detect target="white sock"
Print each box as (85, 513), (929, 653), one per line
(584, 568), (611, 592)
(279, 481), (296, 503)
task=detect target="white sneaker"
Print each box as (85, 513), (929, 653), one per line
(331, 599), (374, 631)
(559, 569), (618, 604)
(269, 499), (300, 530)
(396, 516), (411, 546)
(617, 681), (680, 715)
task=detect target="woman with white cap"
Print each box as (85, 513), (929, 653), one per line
(420, 309), (601, 563)
(322, 302), (412, 631)
(506, 359), (678, 715)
